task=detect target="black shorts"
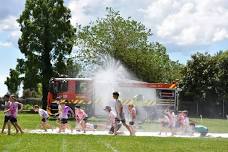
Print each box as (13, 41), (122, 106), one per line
(83, 117), (88, 122)
(4, 116), (10, 123)
(115, 118), (126, 125)
(120, 119), (126, 124)
(9, 117), (17, 123)
(129, 121), (135, 125)
(109, 124), (121, 134)
(61, 118), (68, 124)
(41, 118), (48, 122)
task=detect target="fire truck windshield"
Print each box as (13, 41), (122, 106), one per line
(49, 80), (68, 93)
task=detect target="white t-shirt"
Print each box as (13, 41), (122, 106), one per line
(4, 101), (11, 116)
(114, 99), (125, 119)
(38, 108), (49, 119)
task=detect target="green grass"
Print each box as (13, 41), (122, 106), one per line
(0, 134), (228, 152)
(1, 113), (228, 132)
(1, 113), (228, 151)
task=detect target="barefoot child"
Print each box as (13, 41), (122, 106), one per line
(5, 95), (23, 135)
(75, 105), (88, 133)
(113, 91), (132, 135)
(1, 94), (19, 134)
(34, 105), (51, 131)
(128, 104), (136, 135)
(104, 106), (121, 134)
(58, 101), (74, 133)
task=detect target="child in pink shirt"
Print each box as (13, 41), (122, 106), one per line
(75, 105), (88, 133)
(5, 95), (23, 134)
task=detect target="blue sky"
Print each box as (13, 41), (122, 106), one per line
(0, 0), (228, 96)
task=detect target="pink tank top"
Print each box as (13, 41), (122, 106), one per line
(9, 102), (18, 118)
(76, 109), (87, 120)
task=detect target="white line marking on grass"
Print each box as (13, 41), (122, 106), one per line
(103, 143), (119, 152)
(97, 140), (119, 152)
(62, 138), (67, 152)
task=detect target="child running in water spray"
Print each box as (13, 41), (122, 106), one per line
(104, 106), (121, 134)
(34, 105), (51, 132)
(128, 104), (136, 135)
(166, 109), (176, 135)
(5, 95), (23, 135)
(75, 105), (89, 133)
(159, 113), (169, 135)
(113, 91), (132, 135)
(58, 100), (74, 133)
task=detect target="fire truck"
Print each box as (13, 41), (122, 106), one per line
(47, 77), (177, 118)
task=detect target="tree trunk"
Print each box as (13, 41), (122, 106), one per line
(41, 43), (52, 109)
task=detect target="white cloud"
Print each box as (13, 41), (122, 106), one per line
(67, 0), (110, 25)
(0, 15), (20, 48)
(0, 16), (18, 32)
(140, 0), (228, 45)
(67, 0), (149, 25)
(0, 41), (13, 48)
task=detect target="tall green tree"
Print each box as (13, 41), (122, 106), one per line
(77, 7), (181, 82)
(216, 51), (228, 98)
(181, 52), (218, 99)
(17, 0), (76, 109)
(4, 69), (21, 95)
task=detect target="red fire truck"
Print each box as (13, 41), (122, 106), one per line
(47, 77), (177, 118)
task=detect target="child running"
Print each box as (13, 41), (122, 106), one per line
(75, 105), (88, 133)
(34, 105), (51, 131)
(166, 109), (176, 135)
(1, 94), (19, 134)
(58, 100), (74, 133)
(113, 91), (132, 135)
(5, 95), (23, 135)
(128, 104), (136, 135)
(104, 106), (121, 134)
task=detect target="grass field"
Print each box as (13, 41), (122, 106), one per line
(1, 134), (228, 152)
(1, 113), (228, 152)
(1, 113), (228, 132)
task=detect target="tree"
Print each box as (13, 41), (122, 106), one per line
(17, 0), (76, 109)
(77, 7), (181, 82)
(4, 69), (21, 95)
(16, 57), (41, 91)
(181, 52), (218, 99)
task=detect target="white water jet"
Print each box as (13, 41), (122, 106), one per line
(90, 55), (157, 123)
